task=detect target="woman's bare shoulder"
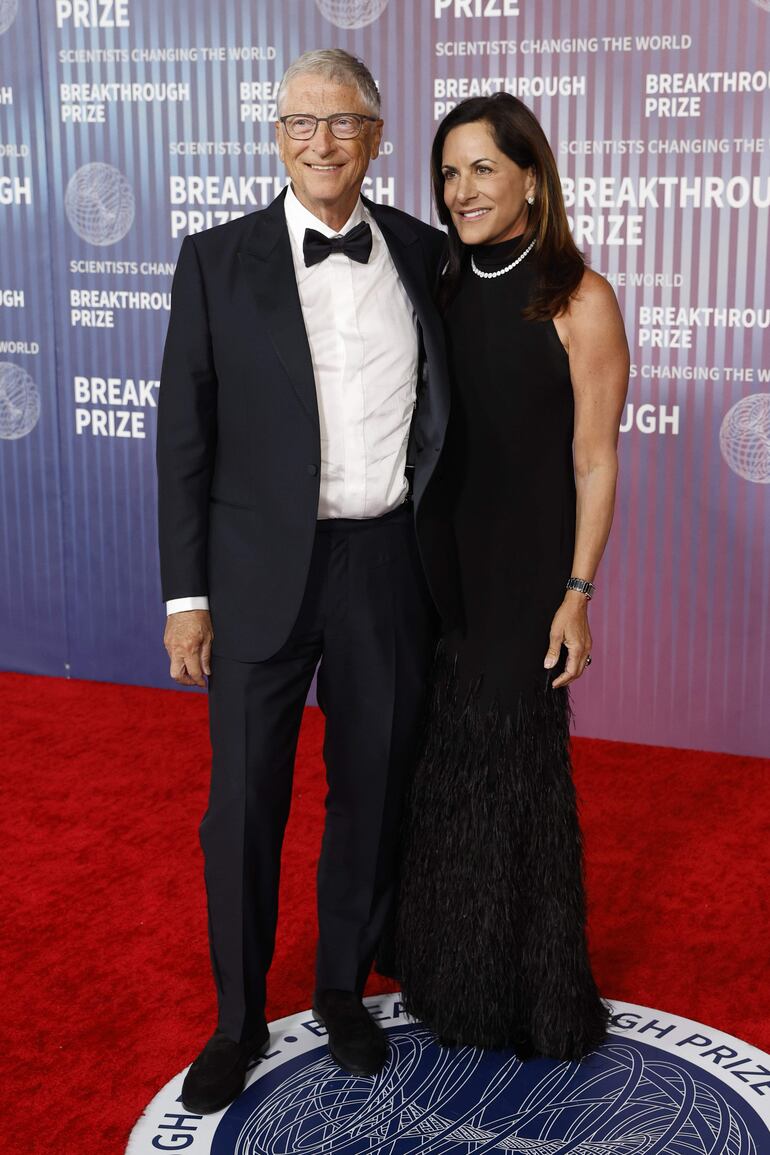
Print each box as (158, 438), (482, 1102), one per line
(570, 267), (618, 310)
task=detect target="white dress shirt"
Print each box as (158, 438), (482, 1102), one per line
(167, 185), (420, 615)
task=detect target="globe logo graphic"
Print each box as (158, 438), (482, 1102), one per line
(128, 996), (770, 1154)
(0, 0), (18, 36)
(314, 0), (390, 29)
(751, 0), (770, 12)
(0, 362), (40, 440)
(719, 393), (770, 483)
(64, 162), (135, 246)
(218, 1030), (761, 1155)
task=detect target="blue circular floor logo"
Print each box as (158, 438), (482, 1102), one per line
(128, 995), (770, 1153)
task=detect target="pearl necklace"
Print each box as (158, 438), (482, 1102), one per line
(470, 236), (536, 279)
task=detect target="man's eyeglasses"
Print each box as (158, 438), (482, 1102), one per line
(279, 113), (379, 140)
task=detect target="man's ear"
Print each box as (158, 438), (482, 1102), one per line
(370, 120), (384, 160)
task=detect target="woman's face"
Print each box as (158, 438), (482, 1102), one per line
(441, 120), (536, 246)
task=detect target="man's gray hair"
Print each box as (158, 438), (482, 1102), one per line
(277, 49), (381, 117)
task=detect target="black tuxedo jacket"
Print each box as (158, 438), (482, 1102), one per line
(157, 188), (455, 661)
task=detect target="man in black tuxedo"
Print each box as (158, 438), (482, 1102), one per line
(157, 49), (451, 1113)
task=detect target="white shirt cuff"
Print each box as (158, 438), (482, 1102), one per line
(166, 596), (210, 615)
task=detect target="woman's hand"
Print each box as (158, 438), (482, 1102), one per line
(544, 591), (592, 688)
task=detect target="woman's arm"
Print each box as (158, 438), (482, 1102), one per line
(547, 269), (629, 688)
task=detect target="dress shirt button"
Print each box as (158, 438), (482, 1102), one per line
(307, 464), (319, 476)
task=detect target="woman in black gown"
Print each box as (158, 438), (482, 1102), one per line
(397, 94), (629, 1061)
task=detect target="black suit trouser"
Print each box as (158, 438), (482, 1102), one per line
(202, 503), (437, 1042)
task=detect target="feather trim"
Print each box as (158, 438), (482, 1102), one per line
(395, 642), (609, 1060)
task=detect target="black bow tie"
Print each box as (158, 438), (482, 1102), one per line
(303, 221), (373, 267)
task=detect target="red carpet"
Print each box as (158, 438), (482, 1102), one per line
(2, 671), (769, 1153)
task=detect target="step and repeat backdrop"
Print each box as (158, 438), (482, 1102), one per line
(1, 0), (769, 756)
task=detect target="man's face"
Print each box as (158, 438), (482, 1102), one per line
(276, 76), (383, 227)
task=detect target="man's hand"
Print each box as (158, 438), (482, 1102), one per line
(164, 610), (214, 687)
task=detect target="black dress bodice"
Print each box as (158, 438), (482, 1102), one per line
(441, 234), (576, 701)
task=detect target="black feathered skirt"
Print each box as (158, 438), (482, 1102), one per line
(395, 642), (609, 1060)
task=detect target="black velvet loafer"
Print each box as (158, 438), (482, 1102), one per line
(313, 989), (388, 1076)
(180, 1026), (270, 1114)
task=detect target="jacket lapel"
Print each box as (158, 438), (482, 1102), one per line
(237, 190), (319, 431)
(366, 199), (450, 492)
(364, 197), (432, 333)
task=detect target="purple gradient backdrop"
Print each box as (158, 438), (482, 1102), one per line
(0, 0), (768, 755)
